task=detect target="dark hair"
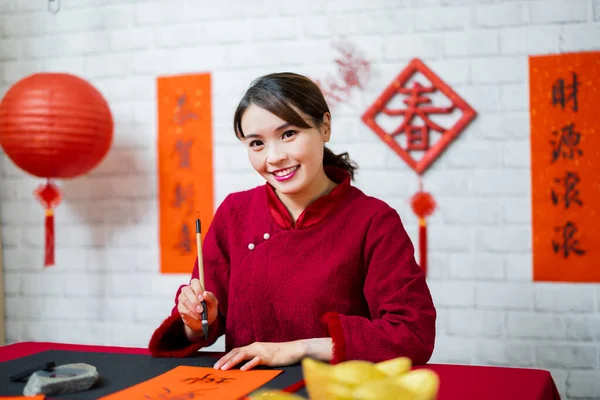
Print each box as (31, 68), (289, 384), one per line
(233, 72), (358, 180)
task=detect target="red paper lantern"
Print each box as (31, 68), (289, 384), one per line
(0, 72), (113, 266)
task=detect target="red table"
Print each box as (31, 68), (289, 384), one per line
(0, 342), (561, 400)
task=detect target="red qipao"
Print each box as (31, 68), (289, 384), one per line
(149, 167), (437, 365)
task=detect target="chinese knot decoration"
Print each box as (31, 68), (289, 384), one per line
(0, 73), (113, 267)
(362, 59), (476, 276)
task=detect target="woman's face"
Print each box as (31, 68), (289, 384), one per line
(241, 103), (331, 196)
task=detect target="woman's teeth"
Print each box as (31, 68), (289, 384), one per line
(274, 166), (299, 177)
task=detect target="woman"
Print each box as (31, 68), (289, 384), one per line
(149, 72), (436, 372)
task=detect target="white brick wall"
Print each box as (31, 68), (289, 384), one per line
(0, 1), (599, 398)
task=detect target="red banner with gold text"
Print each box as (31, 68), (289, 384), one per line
(530, 51), (600, 282)
(157, 73), (214, 274)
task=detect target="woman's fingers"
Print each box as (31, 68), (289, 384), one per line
(241, 356), (262, 371)
(190, 278), (203, 295)
(179, 287), (201, 319)
(214, 348), (249, 370)
(220, 349), (250, 370)
(214, 349), (237, 369)
(201, 291), (218, 307)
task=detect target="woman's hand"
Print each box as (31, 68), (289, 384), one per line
(177, 278), (219, 340)
(214, 341), (306, 371)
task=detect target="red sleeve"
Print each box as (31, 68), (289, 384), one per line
(149, 195), (232, 357)
(322, 206), (436, 365)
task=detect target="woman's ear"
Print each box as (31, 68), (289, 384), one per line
(321, 112), (332, 143)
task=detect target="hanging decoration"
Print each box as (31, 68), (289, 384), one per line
(0, 73), (113, 267)
(157, 73), (214, 274)
(529, 50), (600, 283)
(362, 58), (477, 276)
(313, 40), (371, 109)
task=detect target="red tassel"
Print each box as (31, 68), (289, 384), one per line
(410, 178), (436, 277)
(44, 209), (55, 267)
(419, 218), (427, 276)
(34, 180), (61, 268)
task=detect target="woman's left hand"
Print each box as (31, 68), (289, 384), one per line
(214, 341), (305, 371)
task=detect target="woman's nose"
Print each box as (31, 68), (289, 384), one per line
(266, 146), (286, 164)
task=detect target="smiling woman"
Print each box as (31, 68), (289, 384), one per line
(232, 73), (357, 222)
(149, 72), (437, 374)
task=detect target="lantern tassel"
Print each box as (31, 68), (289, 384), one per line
(34, 179), (61, 268)
(419, 218), (427, 276)
(44, 208), (55, 267)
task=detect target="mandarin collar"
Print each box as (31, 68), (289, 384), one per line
(265, 166), (351, 230)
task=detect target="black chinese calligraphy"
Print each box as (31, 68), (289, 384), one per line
(382, 82), (455, 151)
(552, 220), (585, 258)
(552, 71), (580, 112)
(175, 222), (192, 253)
(173, 139), (193, 169)
(173, 94), (200, 126)
(181, 373), (236, 385)
(173, 183), (194, 216)
(144, 386), (217, 399)
(550, 123), (583, 163)
(551, 171), (583, 209)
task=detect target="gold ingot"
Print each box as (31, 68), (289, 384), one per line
(375, 357), (412, 377)
(250, 390), (305, 400)
(321, 382), (354, 400)
(332, 360), (388, 387)
(353, 377), (417, 400)
(394, 369), (440, 400)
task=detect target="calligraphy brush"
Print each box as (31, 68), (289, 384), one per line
(195, 217), (209, 340)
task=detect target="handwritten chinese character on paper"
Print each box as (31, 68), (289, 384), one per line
(173, 94), (200, 126)
(550, 123), (583, 163)
(173, 139), (194, 169)
(144, 386), (217, 399)
(552, 221), (585, 258)
(551, 171), (583, 209)
(552, 71), (580, 112)
(99, 365), (282, 400)
(174, 222), (192, 253)
(182, 373), (236, 385)
(172, 183), (194, 216)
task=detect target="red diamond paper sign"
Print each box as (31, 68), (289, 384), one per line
(361, 58), (477, 175)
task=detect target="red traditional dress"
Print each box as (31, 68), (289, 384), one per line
(149, 167), (436, 365)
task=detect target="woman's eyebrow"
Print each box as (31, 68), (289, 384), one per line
(247, 123), (293, 139)
(273, 122), (292, 132)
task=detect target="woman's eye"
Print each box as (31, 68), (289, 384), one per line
(282, 130), (297, 139)
(249, 140), (264, 147)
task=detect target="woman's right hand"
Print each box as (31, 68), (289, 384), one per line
(177, 278), (219, 339)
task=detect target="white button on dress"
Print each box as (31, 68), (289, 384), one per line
(263, 233), (270, 240)
(248, 243), (255, 250)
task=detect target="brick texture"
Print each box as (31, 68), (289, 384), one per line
(0, 1), (599, 397)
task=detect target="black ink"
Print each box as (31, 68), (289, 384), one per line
(173, 94), (200, 126)
(552, 72), (580, 112)
(182, 374), (236, 385)
(552, 220), (585, 258)
(550, 123), (583, 163)
(175, 222), (192, 253)
(173, 139), (193, 169)
(173, 183), (194, 216)
(145, 386), (217, 399)
(551, 171), (583, 209)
